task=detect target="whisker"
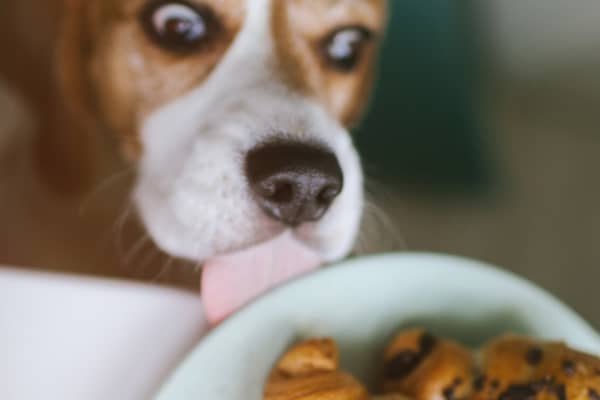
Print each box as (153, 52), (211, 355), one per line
(78, 168), (134, 217)
(123, 233), (150, 266)
(133, 245), (161, 278)
(354, 176), (407, 255)
(152, 256), (175, 283)
(368, 198), (406, 249)
(113, 202), (135, 259)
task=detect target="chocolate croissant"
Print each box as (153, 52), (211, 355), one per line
(264, 330), (600, 400)
(382, 328), (475, 400)
(383, 329), (600, 400)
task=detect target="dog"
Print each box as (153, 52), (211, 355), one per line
(0, 0), (387, 323)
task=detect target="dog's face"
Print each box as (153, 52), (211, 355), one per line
(62, 0), (386, 319)
(79, 0), (386, 259)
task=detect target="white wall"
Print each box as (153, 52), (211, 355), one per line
(482, 0), (600, 78)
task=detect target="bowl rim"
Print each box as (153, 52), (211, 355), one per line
(156, 251), (600, 397)
(206, 251), (599, 343)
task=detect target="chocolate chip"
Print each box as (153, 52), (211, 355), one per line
(533, 379), (553, 392)
(491, 380), (500, 389)
(419, 332), (438, 355)
(561, 360), (576, 376)
(442, 377), (465, 400)
(385, 350), (419, 379)
(442, 385), (456, 400)
(553, 384), (566, 400)
(473, 375), (487, 391)
(498, 383), (539, 400)
(384, 332), (438, 380)
(526, 347), (544, 366)
(589, 389), (600, 400)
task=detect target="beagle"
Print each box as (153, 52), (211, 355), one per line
(0, 0), (387, 324)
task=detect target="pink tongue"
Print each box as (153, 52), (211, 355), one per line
(201, 233), (322, 325)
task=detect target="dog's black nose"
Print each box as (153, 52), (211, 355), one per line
(245, 141), (344, 226)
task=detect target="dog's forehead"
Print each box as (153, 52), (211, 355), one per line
(284, 0), (386, 31)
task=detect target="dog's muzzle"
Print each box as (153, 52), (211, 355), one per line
(201, 141), (346, 325)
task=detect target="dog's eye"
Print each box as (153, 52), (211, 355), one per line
(322, 26), (373, 72)
(141, 0), (218, 53)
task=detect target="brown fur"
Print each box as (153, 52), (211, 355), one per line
(274, 0), (387, 125)
(0, 0), (386, 286)
(85, 0), (245, 159)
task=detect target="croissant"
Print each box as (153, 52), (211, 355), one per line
(383, 329), (600, 400)
(265, 329), (600, 400)
(264, 338), (370, 400)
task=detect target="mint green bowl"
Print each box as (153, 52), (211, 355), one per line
(156, 253), (600, 399)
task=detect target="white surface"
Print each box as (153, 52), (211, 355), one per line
(156, 253), (600, 400)
(0, 267), (207, 400)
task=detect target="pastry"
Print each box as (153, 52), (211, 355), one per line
(264, 330), (600, 400)
(264, 338), (370, 400)
(383, 330), (600, 400)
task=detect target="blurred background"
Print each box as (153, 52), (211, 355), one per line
(354, 1), (600, 329)
(1, 1), (599, 328)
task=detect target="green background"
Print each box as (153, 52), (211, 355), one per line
(355, 1), (494, 196)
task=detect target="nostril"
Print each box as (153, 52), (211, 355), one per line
(317, 183), (342, 205)
(317, 184), (342, 206)
(265, 180), (295, 204)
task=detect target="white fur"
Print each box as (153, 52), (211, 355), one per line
(135, 0), (363, 263)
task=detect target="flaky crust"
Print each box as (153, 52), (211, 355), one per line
(264, 339), (370, 400)
(382, 331), (600, 400)
(264, 331), (600, 400)
(382, 328), (475, 400)
(473, 335), (600, 400)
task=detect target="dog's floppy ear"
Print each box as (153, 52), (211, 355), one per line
(34, 0), (96, 195)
